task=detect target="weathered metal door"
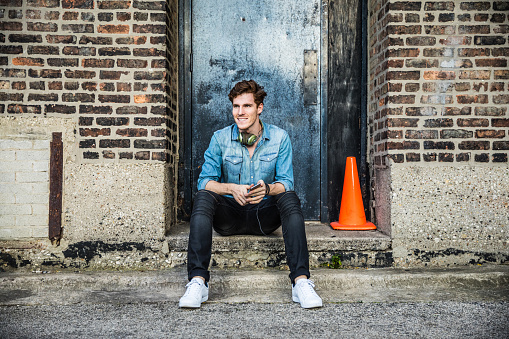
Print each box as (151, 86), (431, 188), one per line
(187, 0), (323, 219)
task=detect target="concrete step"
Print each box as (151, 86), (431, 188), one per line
(168, 222), (393, 269)
(1, 266), (508, 306)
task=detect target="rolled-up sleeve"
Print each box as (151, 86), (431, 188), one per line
(197, 134), (222, 190)
(273, 132), (294, 191)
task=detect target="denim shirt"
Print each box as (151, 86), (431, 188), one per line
(197, 123), (294, 194)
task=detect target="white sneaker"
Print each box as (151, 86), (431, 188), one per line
(179, 277), (209, 308)
(292, 279), (323, 309)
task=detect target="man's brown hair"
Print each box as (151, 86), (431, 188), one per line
(228, 80), (267, 106)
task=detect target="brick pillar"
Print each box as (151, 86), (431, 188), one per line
(368, 0), (509, 266)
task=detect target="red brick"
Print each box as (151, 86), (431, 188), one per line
(99, 139), (130, 148)
(134, 117), (165, 126)
(79, 139), (95, 148)
(80, 128), (111, 137)
(116, 128), (148, 137)
(492, 119), (509, 127)
(389, 2), (422, 11)
(0, 22), (22, 31)
(457, 118), (489, 127)
(64, 70), (96, 79)
(424, 141), (455, 150)
(62, 24), (94, 33)
(424, 25), (455, 35)
(117, 12), (131, 21)
(116, 36), (147, 45)
(12, 57), (44, 66)
(79, 36), (113, 46)
(117, 59), (148, 68)
(134, 94), (165, 103)
(62, 12), (79, 20)
(494, 70), (509, 80)
(62, 93), (94, 102)
(99, 70), (128, 80)
(98, 0), (131, 9)
(79, 105), (112, 114)
(98, 25), (130, 34)
(119, 152), (133, 159)
(423, 71), (455, 80)
(48, 81), (62, 90)
(29, 69), (61, 78)
(476, 130), (505, 138)
(387, 48), (420, 58)
(7, 104), (41, 114)
(457, 94), (488, 104)
(424, 1), (454, 11)
(27, 0), (59, 7)
(117, 83), (131, 92)
(439, 36), (471, 45)
(135, 151), (150, 160)
(83, 151), (99, 159)
(133, 24), (166, 34)
(474, 36), (506, 45)
(490, 82), (505, 92)
(98, 95), (130, 103)
(492, 154), (508, 163)
(62, 0), (94, 8)
(47, 58), (79, 67)
(27, 22), (58, 32)
(458, 141), (490, 150)
(460, 2), (491, 11)
(82, 59), (115, 68)
(46, 35), (77, 44)
(492, 95), (509, 104)
(458, 25), (490, 34)
(44, 105), (76, 114)
(459, 70), (491, 80)
(421, 95), (453, 104)
(388, 95), (415, 104)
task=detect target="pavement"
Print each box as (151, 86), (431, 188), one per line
(1, 265), (508, 338)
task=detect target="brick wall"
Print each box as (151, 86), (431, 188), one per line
(0, 138), (49, 239)
(368, 0), (509, 168)
(0, 0), (178, 163)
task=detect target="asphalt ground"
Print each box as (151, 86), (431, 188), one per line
(0, 266), (508, 338)
(1, 301), (508, 338)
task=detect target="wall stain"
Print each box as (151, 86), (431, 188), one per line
(62, 241), (156, 263)
(412, 248), (508, 265)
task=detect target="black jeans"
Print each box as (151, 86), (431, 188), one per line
(187, 190), (310, 283)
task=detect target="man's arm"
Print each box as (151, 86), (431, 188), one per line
(205, 180), (251, 206)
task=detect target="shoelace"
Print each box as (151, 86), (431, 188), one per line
(183, 280), (203, 297)
(297, 280), (318, 297)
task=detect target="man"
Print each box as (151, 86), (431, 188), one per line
(179, 80), (322, 309)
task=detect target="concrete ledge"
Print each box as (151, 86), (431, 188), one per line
(0, 265), (507, 305)
(168, 222), (391, 252)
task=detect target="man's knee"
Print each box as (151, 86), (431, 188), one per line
(276, 191), (303, 217)
(191, 190), (219, 216)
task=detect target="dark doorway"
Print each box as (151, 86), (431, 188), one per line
(179, 0), (366, 223)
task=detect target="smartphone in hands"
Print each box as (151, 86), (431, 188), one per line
(248, 182), (262, 193)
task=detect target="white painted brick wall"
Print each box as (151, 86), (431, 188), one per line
(0, 138), (50, 239)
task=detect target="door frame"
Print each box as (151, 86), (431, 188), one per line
(179, 0), (329, 222)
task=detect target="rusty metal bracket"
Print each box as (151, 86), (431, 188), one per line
(49, 132), (63, 245)
(303, 49), (318, 105)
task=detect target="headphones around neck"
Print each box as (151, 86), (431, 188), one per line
(238, 120), (263, 146)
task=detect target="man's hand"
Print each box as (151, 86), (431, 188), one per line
(230, 183), (251, 206)
(246, 180), (266, 205)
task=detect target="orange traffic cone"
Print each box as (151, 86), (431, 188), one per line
(330, 157), (376, 230)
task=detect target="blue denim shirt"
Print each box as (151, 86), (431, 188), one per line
(197, 123), (294, 194)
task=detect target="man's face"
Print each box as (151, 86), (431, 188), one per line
(232, 93), (263, 133)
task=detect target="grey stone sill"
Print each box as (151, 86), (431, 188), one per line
(167, 222), (391, 253)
